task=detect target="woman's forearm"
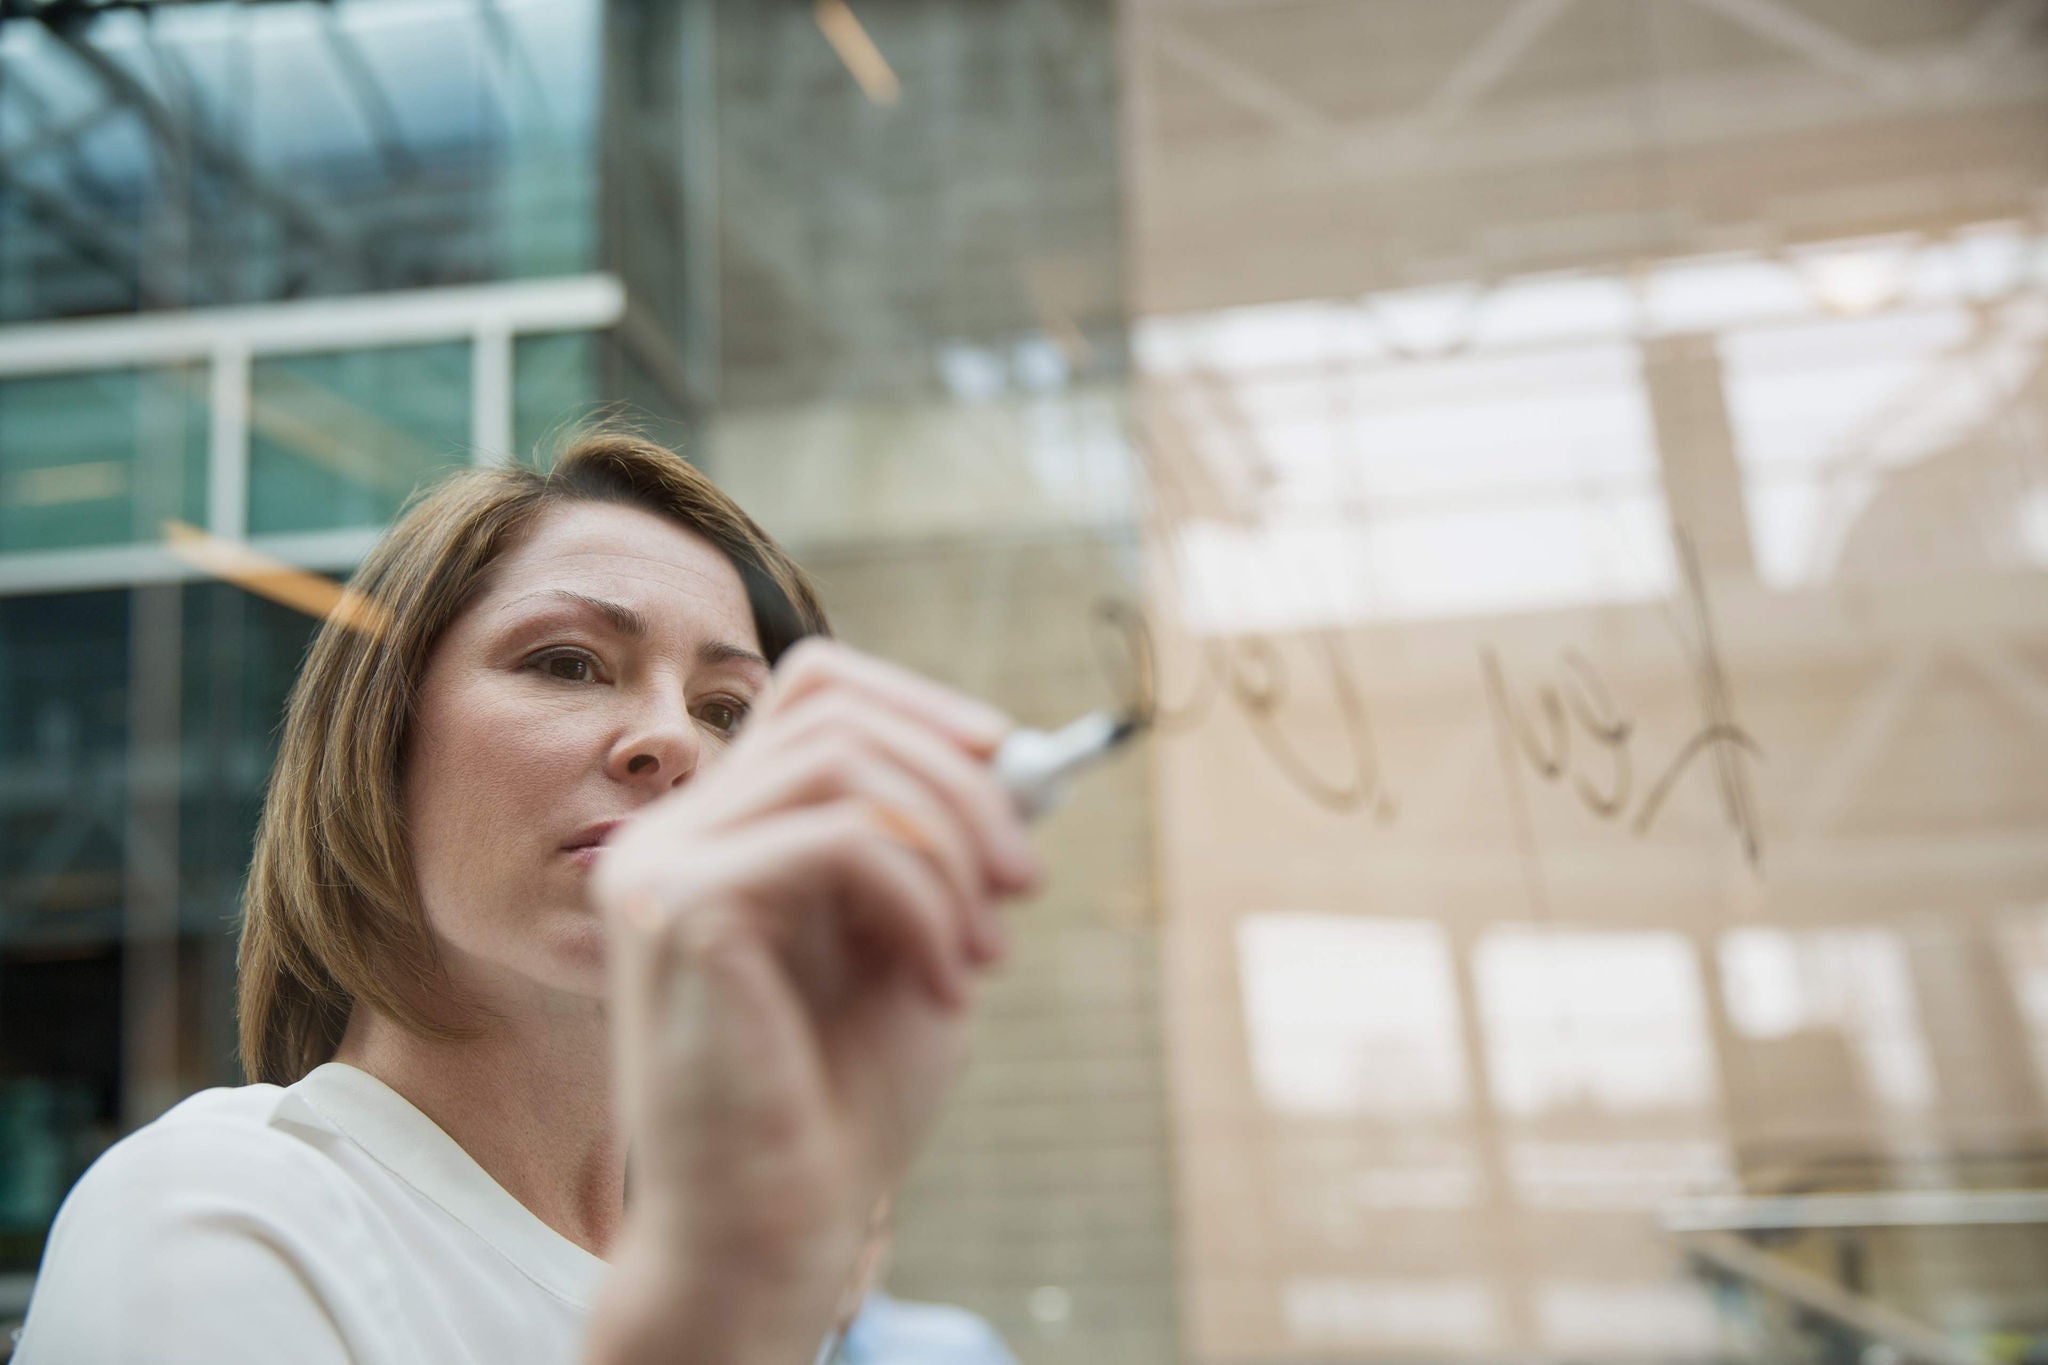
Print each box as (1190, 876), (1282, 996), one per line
(586, 643), (1033, 1365)
(584, 1237), (837, 1365)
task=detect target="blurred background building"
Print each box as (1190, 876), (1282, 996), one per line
(1, 1), (2045, 1362)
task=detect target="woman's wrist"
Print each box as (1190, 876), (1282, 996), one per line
(586, 1222), (843, 1365)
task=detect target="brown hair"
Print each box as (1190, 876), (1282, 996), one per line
(237, 429), (830, 1086)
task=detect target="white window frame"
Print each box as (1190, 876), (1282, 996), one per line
(0, 273), (628, 595)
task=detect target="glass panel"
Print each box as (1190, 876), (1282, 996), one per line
(1477, 928), (1716, 1119)
(2, 3), (2043, 1360)
(1720, 927), (1937, 1114)
(0, 579), (325, 1276)
(0, 590), (130, 945)
(0, 369), (206, 552)
(0, 589), (128, 1275)
(1720, 306), (2031, 588)
(0, 951), (120, 1275)
(1238, 914), (1467, 1117)
(513, 331), (600, 465)
(177, 582), (325, 932)
(710, 1), (1124, 406)
(247, 343), (471, 534)
(0, 0), (605, 323)
(1135, 4), (2048, 1356)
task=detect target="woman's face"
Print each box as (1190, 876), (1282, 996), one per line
(403, 499), (770, 1006)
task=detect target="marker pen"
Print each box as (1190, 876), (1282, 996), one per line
(990, 709), (1146, 821)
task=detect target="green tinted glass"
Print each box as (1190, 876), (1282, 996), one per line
(176, 582), (325, 932)
(0, 369), (207, 552)
(513, 332), (600, 467)
(0, 590), (129, 940)
(247, 343), (471, 534)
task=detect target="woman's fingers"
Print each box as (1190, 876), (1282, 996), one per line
(789, 699), (1035, 961)
(601, 638), (1039, 1038)
(744, 689), (1039, 895)
(815, 754), (991, 969)
(608, 888), (819, 1155)
(756, 639), (1012, 761)
(608, 800), (973, 1014)
(672, 730), (997, 965)
(825, 803), (975, 1008)
(597, 642), (1031, 1331)
(711, 706), (1033, 964)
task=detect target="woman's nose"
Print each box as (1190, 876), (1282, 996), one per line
(608, 705), (702, 788)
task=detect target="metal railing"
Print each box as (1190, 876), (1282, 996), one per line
(1667, 1186), (2048, 1365)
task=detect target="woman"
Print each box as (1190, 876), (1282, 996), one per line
(16, 431), (1040, 1364)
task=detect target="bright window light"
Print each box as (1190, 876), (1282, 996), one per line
(1720, 928), (1936, 1110)
(1284, 1278), (1501, 1351)
(1475, 927), (1716, 1117)
(1236, 914), (1468, 1117)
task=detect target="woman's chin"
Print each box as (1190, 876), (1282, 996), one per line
(531, 908), (611, 998)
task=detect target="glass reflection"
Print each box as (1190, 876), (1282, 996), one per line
(1139, 220), (2048, 640)
(1476, 927), (1716, 1117)
(512, 331), (599, 463)
(1719, 927), (1936, 1112)
(1236, 914), (1467, 1117)
(248, 342), (471, 534)
(0, 591), (130, 936)
(1506, 1138), (1731, 1212)
(2003, 912), (2048, 1099)
(1283, 1277), (1501, 1352)
(1534, 1280), (1720, 1355)
(0, 0), (603, 322)
(1720, 302), (2047, 588)
(0, 369), (206, 551)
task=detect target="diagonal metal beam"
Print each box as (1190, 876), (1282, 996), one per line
(38, 14), (372, 281)
(1956, 642), (2048, 734)
(1418, 0), (1577, 128)
(477, 0), (559, 140)
(1680, 0), (1913, 100)
(0, 164), (138, 291)
(317, 4), (421, 182)
(1791, 647), (1935, 836)
(1967, 0), (2048, 59)
(0, 99), (116, 169)
(0, 59), (131, 214)
(1680, 1230), (1989, 1365)
(1151, 19), (1335, 141)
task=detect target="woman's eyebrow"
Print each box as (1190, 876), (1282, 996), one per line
(513, 589), (768, 672)
(519, 589), (649, 639)
(700, 639), (771, 673)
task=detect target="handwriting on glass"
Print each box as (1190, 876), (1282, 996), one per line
(1481, 539), (1765, 869)
(1093, 598), (1401, 823)
(1095, 537), (1765, 868)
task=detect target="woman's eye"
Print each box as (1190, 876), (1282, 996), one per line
(534, 650), (601, 683)
(697, 698), (749, 735)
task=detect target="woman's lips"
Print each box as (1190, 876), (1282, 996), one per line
(562, 820), (625, 868)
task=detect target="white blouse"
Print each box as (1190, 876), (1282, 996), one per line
(15, 1062), (606, 1364)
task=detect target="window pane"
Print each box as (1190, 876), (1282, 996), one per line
(0, 590), (130, 943)
(0, 954), (120, 1274)
(178, 583), (324, 931)
(1476, 928), (1716, 1118)
(513, 331), (600, 465)
(247, 343), (470, 534)
(0, 0), (605, 323)
(1237, 914), (1467, 1117)
(0, 369), (206, 552)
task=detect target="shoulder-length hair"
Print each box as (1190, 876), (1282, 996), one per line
(237, 429), (830, 1086)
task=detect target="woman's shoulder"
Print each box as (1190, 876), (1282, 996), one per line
(15, 1083), (395, 1365)
(52, 1078), (368, 1236)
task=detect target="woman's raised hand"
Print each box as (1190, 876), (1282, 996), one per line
(587, 639), (1039, 1365)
